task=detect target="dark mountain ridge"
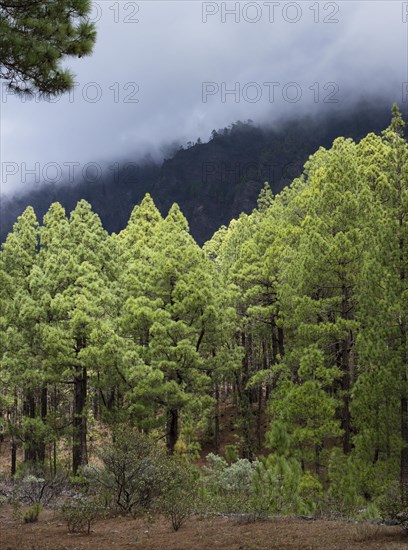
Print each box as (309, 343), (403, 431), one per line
(0, 103), (394, 245)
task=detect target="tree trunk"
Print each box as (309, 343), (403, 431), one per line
(10, 394), (17, 476)
(0, 403), (3, 444)
(315, 444), (322, 478)
(73, 366), (88, 474)
(214, 384), (220, 454)
(278, 326), (285, 359)
(37, 386), (47, 464)
(341, 366), (352, 455)
(401, 393), (408, 491)
(239, 332), (253, 459)
(256, 385), (263, 451)
(340, 283), (354, 455)
(11, 438), (16, 477)
(23, 390), (37, 463)
(166, 408), (179, 454)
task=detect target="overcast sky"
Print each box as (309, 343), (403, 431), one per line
(1, 0), (407, 194)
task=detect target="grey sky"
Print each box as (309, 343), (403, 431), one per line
(1, 0), (407, 194)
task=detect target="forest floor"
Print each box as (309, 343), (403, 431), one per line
(1, 506), (408, 550)
(1, 409), (407, 549)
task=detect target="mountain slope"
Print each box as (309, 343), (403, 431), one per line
(0, 103), (393, 244)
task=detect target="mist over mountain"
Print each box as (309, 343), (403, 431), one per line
(0, 102), (394, 245)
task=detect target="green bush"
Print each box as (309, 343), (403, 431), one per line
(202, 453), (258, 513)
(252, 454), (304, 515)
(23, 503), (41, 523)
(13, 471), (67, 506)
(297, 471), (323, 515)
(157, 459), (200, 531)
(378, 482), (408, 533)
(84, 428), (170, 516)
(224, 445), (239, 464)
(69, 472), (90, 491)
(204, 453), (257, 494)
(61, 497), (102, 535)
(356, 501), (380, 521)
(202, 450), (324, 518)
(325, 448), (365, 518)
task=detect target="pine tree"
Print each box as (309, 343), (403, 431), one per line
(277, 138), (371, 459)
(119, 198), (220, 453)
(35, 200), (114, 472)
(0, 0), (96, 95)
(0, 207), (41, 471)
(353, 105), (408, 495)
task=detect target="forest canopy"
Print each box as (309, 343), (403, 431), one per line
(0, 105), (407, 519)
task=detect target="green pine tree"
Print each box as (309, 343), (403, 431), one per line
(0, 0), (96, 95)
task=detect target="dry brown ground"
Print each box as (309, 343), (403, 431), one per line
(1, 506), (408, 550)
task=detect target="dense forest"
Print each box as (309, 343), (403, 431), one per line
(0, 105), (407, 529)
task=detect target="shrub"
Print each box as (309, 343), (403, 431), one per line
(252, 454), (303, 515)
(224, 445), (239, 464)
(69, 472), (90, 491)
(61, 497), (102, 535)
(23, 503), (41, 523)
(84, 428), (169, 516)
(204, 453), (257, 494)
(325, 449), (365, 518)
(13, 472), (67, 506)
(202, 453), (258, 513)
(157, 459), (200, 531)
(297, 472), (323, 515)
(356, 501), (380, 521)
(379, 482), (408, 533)
(176, 417), (202, 460)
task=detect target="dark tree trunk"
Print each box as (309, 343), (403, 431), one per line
(10, 394), (17, 476)
(271, 324), (278, 364)
(315, 444), (322, 478)
(256, 385), (263, 451)
(23, 390), (37, 463)
(214, 384), (220, 454)
(73, 366), (88, 474)
(37, 386), (47, 464)
(278, 326), (285, 359)
(341, 363), (352, 455)
(166, 408), (179, 454)
(239, 332), (254, 459)
(11, 438), (16, 477)
(107, 388), (115, 411)
(53, 440), (57, 476)
(401, 393), (408, 492)
(0, 403), (3, 444)
(340, 283), (354, 455)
